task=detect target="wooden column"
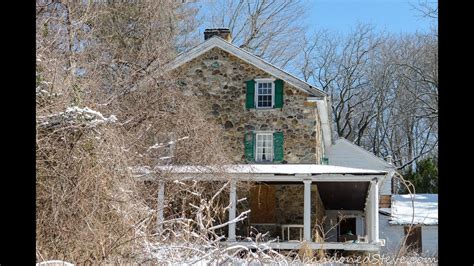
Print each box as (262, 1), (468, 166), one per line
(303, 179), (312, 241)
(365, 195), (372, 243)
(372, 179), (379, 243)
(228, 179), (237, 241)
(366, 190), (372, 242)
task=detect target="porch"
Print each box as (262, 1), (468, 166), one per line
(228, 178), (383, 251)
(146, 164), (387, 251)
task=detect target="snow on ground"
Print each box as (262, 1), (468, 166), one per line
(389, 194), (438, 225)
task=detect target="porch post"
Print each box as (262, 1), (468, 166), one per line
(228, 179), (237, 241)
(371, 179), (379, 243)
(366, 194), (372, 242)
(303, 179), (312, 241)
(157, 181), (165, 232)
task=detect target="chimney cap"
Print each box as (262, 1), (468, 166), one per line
(204, 28), (232, 42)
(204, 28), (231, 33)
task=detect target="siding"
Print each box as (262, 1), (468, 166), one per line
(379, 213), (438, 256)
(379, 214), (405, 255)
(326, 138), (395, 195)
(422, 226), (438, 256)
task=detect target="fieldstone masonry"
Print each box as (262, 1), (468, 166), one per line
(173, 47), (324, 163)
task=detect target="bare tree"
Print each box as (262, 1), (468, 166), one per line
(296, 24), (383, 145)
(36, 0), (233, 263)
(295, 23), (437, 171)
(201, 0), (308, 68)
(411, 0), (438, 19)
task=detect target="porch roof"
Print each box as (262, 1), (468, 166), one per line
(153, 164), (387, 175)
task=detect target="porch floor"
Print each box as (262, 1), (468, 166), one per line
(222, 241), (380, 251)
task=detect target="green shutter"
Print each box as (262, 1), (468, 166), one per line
(246, 80), (255, 109)
(321, 157), (329, 165)
(273, 131), (284, 162)
(274, 79), (284, 108)
(244, 131), (255, 162)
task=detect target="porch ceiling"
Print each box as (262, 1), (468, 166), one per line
(316, 181), (369, 210)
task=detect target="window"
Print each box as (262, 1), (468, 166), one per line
(245, 131), (284, 163)
(255, 79), (274, 108)
(245, 79), (283, 109)
(255, 132), (273, 162)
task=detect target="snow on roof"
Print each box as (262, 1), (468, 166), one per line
(153, 164), (387, 175)
(389, 194), (438, 225)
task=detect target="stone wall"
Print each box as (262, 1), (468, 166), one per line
(275, 184), (326, 241)
(236, 183), (326, 241)
(173, 47), (324, 163)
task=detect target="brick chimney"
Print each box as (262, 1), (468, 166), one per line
(204, 28), (232, 42)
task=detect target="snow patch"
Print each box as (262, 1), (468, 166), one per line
(389, 194), (438, 225)
(37, 106), (117, 129)
(147, 136), (190, 151)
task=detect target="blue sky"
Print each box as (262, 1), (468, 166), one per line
(306, 0), (436, 34)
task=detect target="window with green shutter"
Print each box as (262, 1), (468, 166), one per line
(273, 131), (284, 162)
(247, 79), (284, 110)
(247, 131), (284, 163)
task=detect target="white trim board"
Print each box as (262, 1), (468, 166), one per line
(132, 164), (387, 182)
(136, 173), (384, 183)
(167, 36), (326, 97)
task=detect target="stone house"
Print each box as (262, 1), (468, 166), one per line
(139, 28), (412, 253)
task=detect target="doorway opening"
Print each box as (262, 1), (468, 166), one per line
(337, 217), (357, 242)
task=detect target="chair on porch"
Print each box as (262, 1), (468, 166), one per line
(280, 224), (304, 242)
(339, 230), (358, 243)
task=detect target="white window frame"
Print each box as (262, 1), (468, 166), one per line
(254, 131), (274, 163)
(254, 78), (275, 109)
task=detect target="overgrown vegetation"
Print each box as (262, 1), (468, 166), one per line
(36, 0), (230, 263)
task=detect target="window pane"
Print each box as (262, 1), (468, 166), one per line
(256, 81), (274, 108)
(255, 133), (273, 162)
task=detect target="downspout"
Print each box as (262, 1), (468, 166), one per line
(307, 96), (333, 154)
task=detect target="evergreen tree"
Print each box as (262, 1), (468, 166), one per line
(403, 157), (438, 193)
